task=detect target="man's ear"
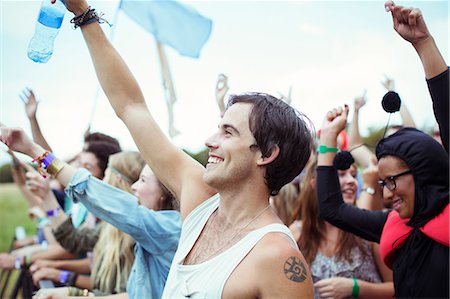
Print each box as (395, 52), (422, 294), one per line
(257, 145), (280, 166)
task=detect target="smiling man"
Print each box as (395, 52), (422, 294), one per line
(54, 0), (315, 297)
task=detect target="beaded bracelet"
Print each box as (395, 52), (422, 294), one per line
(32, 151), (65, 178)
(32, 151), (50, 177)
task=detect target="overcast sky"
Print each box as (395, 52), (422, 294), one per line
(1, 0), (448, 166)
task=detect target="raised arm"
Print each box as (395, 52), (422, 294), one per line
(7, 150), (43, 208)
(61, 0), (216, 219)
(19, 88), (53, 152)
(317, 106), (388, 242)
(385, 1), (447, 79)
(385, 1), (448, 151)
(215, 74), (229, 117)
(381, 76), (416, 128)
(348, 93), (377, 168)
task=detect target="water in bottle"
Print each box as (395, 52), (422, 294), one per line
(27, 0), (66, 63)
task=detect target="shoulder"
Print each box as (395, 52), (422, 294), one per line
(251, 231), (314, 298)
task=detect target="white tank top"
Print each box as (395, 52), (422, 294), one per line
(162, 194), (297, 298)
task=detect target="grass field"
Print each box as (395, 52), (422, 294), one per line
(0, 183), (37, 253)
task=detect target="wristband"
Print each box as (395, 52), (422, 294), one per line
(352, 278), (360, 298)
(46, 158), (66, 177)
(41, 152), (56, 169)
(46, 206), (61, 217)
(68, 272), (79, 286)
(318, 145), (338, 154)
(37, 217), (51, 228)
(14, 256), (22, 270)
(59, 270), (72, 284)
(32, 151), (50, 177)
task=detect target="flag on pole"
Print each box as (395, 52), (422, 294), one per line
(119, 0), (212, 58)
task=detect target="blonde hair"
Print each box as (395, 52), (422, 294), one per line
(91, 151), (145, 294)
(102, 151), (145, 194)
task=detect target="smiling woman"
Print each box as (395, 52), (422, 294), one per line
(289, 156), (394, 299)
(314, 2), (449, 297)
(377, 157), (414, 218)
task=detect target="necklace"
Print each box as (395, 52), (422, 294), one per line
(188, 204), (271, 264)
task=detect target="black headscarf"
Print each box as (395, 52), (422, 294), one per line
(376, 127), (449, 227)
(376, 127), (449, 298)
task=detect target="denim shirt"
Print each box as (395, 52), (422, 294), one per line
(65, 169), (182, 299)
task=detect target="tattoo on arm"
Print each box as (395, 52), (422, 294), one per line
(283, 256), (308, 282)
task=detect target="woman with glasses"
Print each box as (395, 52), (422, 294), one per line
(317, 108), (449, 298)
(314, 3), (448, 297)
(289, 156), (394, 299)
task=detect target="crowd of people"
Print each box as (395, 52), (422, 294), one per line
(0, 0), (448, 298)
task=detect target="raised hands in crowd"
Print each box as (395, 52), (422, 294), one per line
(215, 73), (229, 117)
(0, 1), (448, 299)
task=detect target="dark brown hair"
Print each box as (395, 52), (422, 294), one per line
(228, 93), (313, 196)
(84, 141), (122, 178)
(84, 132), (121, 151)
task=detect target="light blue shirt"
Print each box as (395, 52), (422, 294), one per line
(65, 169), (181, 299)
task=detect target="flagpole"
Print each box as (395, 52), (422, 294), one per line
(156, 40), (180, 138)
(86, 1), (121, 132)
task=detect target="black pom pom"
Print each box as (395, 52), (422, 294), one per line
(382, 91), (401, 113)
(333, 151), (355, 170)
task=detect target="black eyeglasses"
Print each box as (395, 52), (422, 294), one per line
(378, 169), (412, 191)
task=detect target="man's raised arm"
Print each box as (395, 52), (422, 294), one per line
(62, 0), (216, 218)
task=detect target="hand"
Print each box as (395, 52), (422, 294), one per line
(7, 149), (27, 185)
(83, 125), (91, 140)
(362, 164), (380, 189)
(314, 277), (353, 299)
(384, 1), (430, 46)
(381, 74), (395, 91)
(19, 88), (38, 119)
(25, 164), (51, 198)
(277, 86), (292, 105)
(0, 253), (16, 269)
(56, 0), (89, 16)
(32, 267), (61, 285)
(14, 237), (37, 249)
(0, 125), (43, 157)
(34, 287), (69, 299)
(30, 259), (56, 274)
(354, 94), (367, 111)
(215, 74), (229, 114)
(29, 206), (47, 220)
(320, 105), (349, 141)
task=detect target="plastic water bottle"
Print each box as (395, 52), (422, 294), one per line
(27, 0), (66, 63)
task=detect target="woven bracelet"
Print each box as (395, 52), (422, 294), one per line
(70, 6), (112, 29)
